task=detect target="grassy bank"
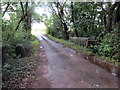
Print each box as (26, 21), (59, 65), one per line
(46, 34), (92, 54)
(46, 34), (119, 67)
(2, 35), (40, 88)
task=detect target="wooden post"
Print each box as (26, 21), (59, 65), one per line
(86, 39), (88, 48)
(86, 40), (98, 48)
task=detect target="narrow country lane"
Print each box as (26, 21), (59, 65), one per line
(37, 35), (118, 88)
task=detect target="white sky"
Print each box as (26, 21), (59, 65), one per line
(32, 6), (51, 35)
(31, 22), (46, 35)
(3, 12), (10, 20)
(35, 6), (51, 18)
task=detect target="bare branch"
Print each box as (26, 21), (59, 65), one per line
(25, 2), (28, 12)
(20, 1), (24, 15)
(49, 4), (60, 19)
(62, 0), (67, 10)
(15, 12), (27, 31)
(100, 5), (108, 14)
(110, 2), (120, 13)
(15, 9), (31, 31)
(97, 3), (108, 14)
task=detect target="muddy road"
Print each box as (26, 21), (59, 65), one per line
(37, 35), (118, 88)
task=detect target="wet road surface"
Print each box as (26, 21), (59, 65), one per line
(37, 35), (118, 88)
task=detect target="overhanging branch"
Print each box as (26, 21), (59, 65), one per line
(20, 1), (24, 15)
(15, 12), (27, 31)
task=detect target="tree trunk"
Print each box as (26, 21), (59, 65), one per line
(106, 2), (119, 32)
(106, 11), (113, 32)
(24, 13), (31, 31)
(62, 21), (69, 40)
(71, 2), (79, 37)
(104, 15), (107, 29)
(55, 2), (69, 40)
(23, 2), (32, 31)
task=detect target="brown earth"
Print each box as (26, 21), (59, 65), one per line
(20, 45), (51, 88)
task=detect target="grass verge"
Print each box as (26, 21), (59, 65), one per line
(46, 34), (92, 55)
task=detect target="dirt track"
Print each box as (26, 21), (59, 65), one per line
(36, 35), (118, 88)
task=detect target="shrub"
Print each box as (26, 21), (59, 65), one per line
(97, 32), (120, 61)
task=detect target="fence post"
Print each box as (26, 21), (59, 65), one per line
(86, 39), (88, 48)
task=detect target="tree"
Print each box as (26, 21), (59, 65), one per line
(49, 1), (69, 40)
(71, 2), (79, 37)
(106, 2), (120, 32)
(2, 1), (40, 62)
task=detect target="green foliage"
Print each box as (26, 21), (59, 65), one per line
(2, 51), (38, 88)
(2, 2), (41, 88)
(31, 38), (39, 46)
(2, 1), (39, 61)
(2, 36), (39, 88)
(45, 14), (63, 38)
(45, 2), (120, 63)
(30, 36), (39, 51)
(98, 31), (120, 61)
(2, 19), (28, 60)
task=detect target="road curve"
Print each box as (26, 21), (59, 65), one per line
(37, 35), (118, 88)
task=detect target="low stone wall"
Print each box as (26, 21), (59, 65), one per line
(69, 37), (88, 47)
